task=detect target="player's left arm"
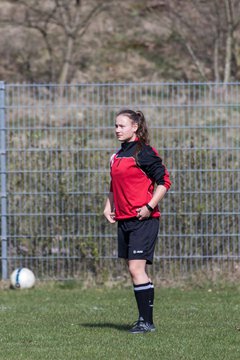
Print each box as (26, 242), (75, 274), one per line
(148, 184), (167, 209)
(136, 146), (171, 220)
(136, 185), (167, 219)
(138, 145), (172, 190)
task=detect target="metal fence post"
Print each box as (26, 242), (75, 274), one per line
(0, 81), (7, 280)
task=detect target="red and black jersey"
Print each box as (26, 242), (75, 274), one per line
(110, 140), (171, 220)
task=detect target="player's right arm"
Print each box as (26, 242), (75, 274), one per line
(103, 191), (116, 223)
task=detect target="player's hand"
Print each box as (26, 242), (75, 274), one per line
(103, 210), (116, 223)
(136, 206), (151, 221)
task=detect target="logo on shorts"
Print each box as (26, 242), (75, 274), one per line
(133, 250), (143, 254)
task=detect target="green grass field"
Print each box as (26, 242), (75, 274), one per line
(0, 282), (240, 360)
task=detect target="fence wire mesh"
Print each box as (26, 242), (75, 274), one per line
(0, 82), (240, 280)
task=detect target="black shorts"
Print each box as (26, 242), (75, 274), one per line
(117, 217), (159, 264)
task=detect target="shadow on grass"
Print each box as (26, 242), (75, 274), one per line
(81, 323), (130, 331)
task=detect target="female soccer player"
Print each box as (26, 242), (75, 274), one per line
(103, 109), (171, 334)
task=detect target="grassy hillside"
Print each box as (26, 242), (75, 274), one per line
(1, 0), (240, 83)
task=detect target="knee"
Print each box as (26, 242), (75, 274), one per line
(128, 262), (144, 279)
(128, 263), (137, 278)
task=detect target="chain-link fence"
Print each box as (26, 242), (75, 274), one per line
(0, 82), (239, 280)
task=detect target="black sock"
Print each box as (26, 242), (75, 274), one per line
(149, 282), (154, 324)
(133, 282), (152, 324)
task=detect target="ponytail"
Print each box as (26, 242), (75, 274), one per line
(135, 111), (149, 144)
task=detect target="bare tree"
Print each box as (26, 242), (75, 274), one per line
(223, 0), (234, 83)
(53, 0), (106, 86)
(1, 0), (111, 83)
(141, 0), (240, 82)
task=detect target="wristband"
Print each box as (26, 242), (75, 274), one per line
(146, 203), (154, 212)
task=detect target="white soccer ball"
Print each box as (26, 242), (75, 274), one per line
(10, 268), (36, 289)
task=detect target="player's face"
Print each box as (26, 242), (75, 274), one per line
(115, 115), (138, 143)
